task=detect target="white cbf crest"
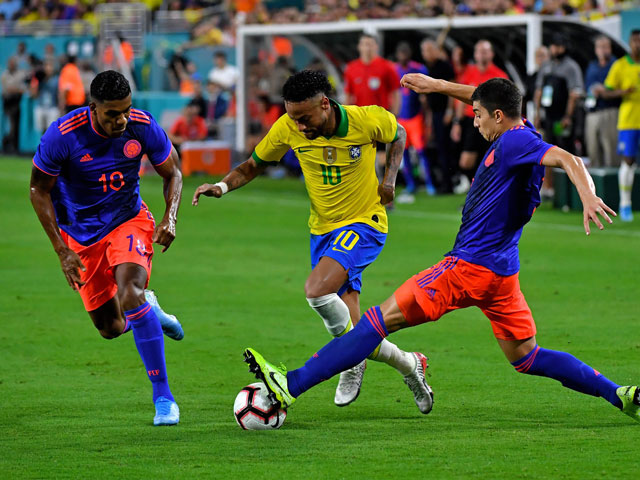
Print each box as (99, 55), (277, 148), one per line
(348, 146), (361, 161)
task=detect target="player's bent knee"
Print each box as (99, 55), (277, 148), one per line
(117, 283), (146, 311)
(304, 281), (333, 300)
(98, 328), (120, 340)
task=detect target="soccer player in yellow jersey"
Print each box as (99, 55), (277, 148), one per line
(193, 70), (433, 412)
(596, 29), (640, 222)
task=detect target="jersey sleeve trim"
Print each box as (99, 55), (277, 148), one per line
(252, 151), (277, 165)
(153, 150), (172, 167)
(32, 158), (58, 176)
(392, 122), (399, 142)
(539, 145), (557, 165)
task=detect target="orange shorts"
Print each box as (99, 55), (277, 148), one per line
(398, 114), (425, 150)
(394, 256), (536, 341)
(61, 205), (155, 312)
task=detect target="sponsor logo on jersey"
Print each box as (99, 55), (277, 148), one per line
(124, 139), (142, 158)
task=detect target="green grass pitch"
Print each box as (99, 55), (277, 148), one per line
(1, 156), (639, 479)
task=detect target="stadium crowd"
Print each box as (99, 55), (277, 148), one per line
(1, 1), (639, 217)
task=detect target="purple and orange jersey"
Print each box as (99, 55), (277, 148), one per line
(448, 119), (554, 276)
(396, 61), (428, 120)
(33, 107), (172, 246)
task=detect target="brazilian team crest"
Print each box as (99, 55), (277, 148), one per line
(323, 146), (337, 164)
(348, 146), (361, 161)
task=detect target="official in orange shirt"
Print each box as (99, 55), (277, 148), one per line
(58, 56), (86, 114)
(451, 40), (508, 190)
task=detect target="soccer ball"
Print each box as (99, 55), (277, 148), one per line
(233, 382), (287, 430)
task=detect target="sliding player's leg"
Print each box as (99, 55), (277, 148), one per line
(246, 262), (444, 411)
(486, 274), (638, 422)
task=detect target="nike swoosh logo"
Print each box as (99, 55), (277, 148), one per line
(268, 372), (286, 402)
(332, 247), (349, 254)
(297, 148), (312, 153)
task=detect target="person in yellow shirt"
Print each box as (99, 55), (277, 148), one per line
(193, 70), (433, 413)
(596, 29), (640, 221)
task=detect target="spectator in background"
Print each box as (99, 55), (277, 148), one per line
(30, 60), (58, 134)
(79, 60), (95, 100)
(169, 101), (207, 150)
(344, 34), (400, 113)
(452, 39), (508, 193)
(103, 32), (135, 69)
(268, 56), (294, 103)
(584, 35), (620, 168)
(1, 56), (27, 152)
(421, 38), (456, 193)
(596, 29), (640, 222)
(208, 51), (238, 91)
(177, 62), (200, 96)
(524, 46), (549, 109)
(394, 42), (434, 204)
(43, 43), (59, 71)
(451, 45), (469, 83)
(205, 79), (231, 137)
(344, 33), (400, 171)
(58, 56), (85, 113)
(14, 41), (29, 70)
(534, 33), (583, 199)
(190, 78), (207, 119)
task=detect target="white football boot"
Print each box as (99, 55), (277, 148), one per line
(334, 360), (366, 407)
(403, 352), (434, 414)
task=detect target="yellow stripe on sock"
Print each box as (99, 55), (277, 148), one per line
(335, 318), (353, 337)
(368, 344), (381, 360)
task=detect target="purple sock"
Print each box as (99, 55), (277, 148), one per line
(126, 302), (174, 402)
(512, 345), (622, 409)
(287, 306), (388, 398)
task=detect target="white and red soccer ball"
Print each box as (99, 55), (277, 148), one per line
(233, 382), (287, 430)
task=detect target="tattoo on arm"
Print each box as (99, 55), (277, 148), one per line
(383, 125), (406, 186)
(222, 158), (267, 192)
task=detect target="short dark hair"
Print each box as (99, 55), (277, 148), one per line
(360, 33), (378, 43)
(282, 70), (331, 103)
(632, 29), (640, 36)
(470, 78), (522, 119)
(90, 70), (131, 103)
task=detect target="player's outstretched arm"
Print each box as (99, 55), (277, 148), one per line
(192, 157), (267, 205)
(379, 124), (407, 205)
(29, 166), (86, 290)
(541, 147), (616, 235)
(153, 146), (183, 252)
(400, 74), (476, 105)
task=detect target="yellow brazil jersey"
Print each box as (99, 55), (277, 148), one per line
(252, 100), (398, 235)
(604, 55), (640, 130)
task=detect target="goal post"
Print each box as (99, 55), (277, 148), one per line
(235, 14), (622, 153)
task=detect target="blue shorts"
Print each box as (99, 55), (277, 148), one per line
(310, 223), (387, 296)
(618, 130), (640, 158)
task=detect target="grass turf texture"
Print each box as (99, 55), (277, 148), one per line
(1, 156), (639, 479)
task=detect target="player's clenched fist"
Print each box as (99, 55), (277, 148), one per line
(378, 183), (395, 206)
(57, 247), (86, 291)
(192, 183), (224, 205)
(400, 73), (440, 94)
